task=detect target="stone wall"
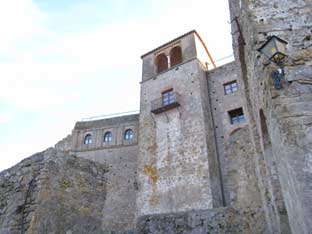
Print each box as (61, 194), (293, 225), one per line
(137, 57), (220, 216)
(72, 114), (139, 231)
(0, 148), (107, 234)
(72, 114), (139, 152)
(223, 126), (267, 233)
(136, 208), (242, 234)
(208, 61), (248, 138)
(207, 60), (268, 233)
(229, 0), (311, 233)
(76, 146), (138, 231)
(207, 61), (249, 206)
(198, 62), (224, 208)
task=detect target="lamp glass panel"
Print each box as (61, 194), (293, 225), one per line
(275, 39), (287, 54)
(260, 39), (277, 59)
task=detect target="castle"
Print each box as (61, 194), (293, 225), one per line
(0, 1), (311, 233)
(71, 30), (241, 229)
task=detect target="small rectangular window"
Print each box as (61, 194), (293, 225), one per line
(151, 89), (180, 114)
(229, 108), (245, 124)
(162, 89), (175, 106)
(224, 80), (238, 95)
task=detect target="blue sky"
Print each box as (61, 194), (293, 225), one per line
(0, 0), (233, 171)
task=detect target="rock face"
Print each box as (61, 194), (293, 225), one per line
(0, 148), (107, 234)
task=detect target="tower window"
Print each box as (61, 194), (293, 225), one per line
(229, 108), (245, 124)
(162, 89), (175, 106)
(124, 129), (133, 141)
(224, 80), (238, 95)
(84, 134), (92, 145)
(170, 46), (182, 67)
(104, 131), (112, 142)
(155, 53), (168, 73)
(151, 89), (180, 114)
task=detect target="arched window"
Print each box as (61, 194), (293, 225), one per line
(169, 46), (182, 67)
(84, 134), (92, 145)
(124, 129), (133, 141)
(104, 131), (112, 142)
(155, 53), (168, 73)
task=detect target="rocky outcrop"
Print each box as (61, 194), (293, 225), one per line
(54, 134), (72, 152)
(0, 148), (107, 234)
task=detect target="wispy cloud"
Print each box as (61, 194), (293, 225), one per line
(0, 0), (233, 171)
(0, 0), (47, 53)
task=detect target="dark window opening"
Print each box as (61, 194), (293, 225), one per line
(84, 134), (92, 145)
(104, 131), (112, 142)
(170, 46), (182, 67)
(229, 108), (245, 124)
(224, 80), (238, 95)
(124, 129), (133, 140)
(155, 53), (168, 73)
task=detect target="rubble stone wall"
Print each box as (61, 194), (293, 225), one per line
(229, 0), (312, 233)
(71, 115), (140, 231)
(137, 59), (217, 216)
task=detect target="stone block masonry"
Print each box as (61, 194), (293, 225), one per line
(136, 208), (242, 234)
(137, 58), (216, 216)
(72, 114), (139, 231)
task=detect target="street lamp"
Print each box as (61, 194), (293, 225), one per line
(257, 35), (288, 89)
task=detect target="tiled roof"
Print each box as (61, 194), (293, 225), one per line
(141, 30), (196, 58)
(74, 114), (140, 130)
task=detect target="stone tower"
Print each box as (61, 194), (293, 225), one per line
(136, 30), (223, 217)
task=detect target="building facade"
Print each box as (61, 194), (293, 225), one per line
(70, 30), (255, 231)
(68, 1), (311, 233)
(69, 30), (286, 233)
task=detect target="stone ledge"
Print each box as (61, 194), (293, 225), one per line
(136, 207), (242, 234)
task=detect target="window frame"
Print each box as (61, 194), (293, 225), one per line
(124, 129), (134, 141)
(103, 131), (112, 142)
(84, 134), (92, 145)
(224, 80), (238, 95)
(162, 88), (175, 107)
(228, 108), (245, 124)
